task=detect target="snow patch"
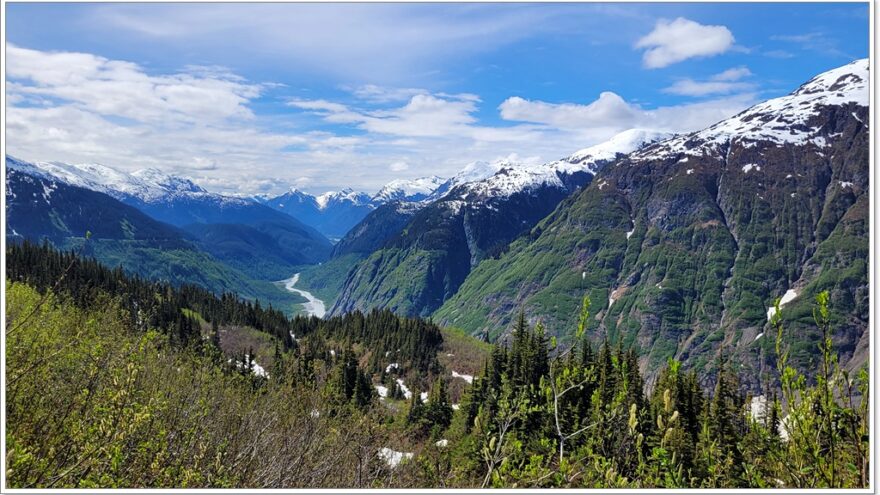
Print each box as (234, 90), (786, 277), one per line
(385, 362), (400, 373)
(378, 447), (413, 468)
(567, 129), (673, 169)
(749, 395), (767, 421)
(741, 164), (761, 173)
(396, 378), (412, 399)
(375, 385), (389, 398)
(451, 370), (474, 384)
(767, 289), (798, 321)
(435, 439), (449, 448)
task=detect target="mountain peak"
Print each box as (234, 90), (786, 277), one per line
(634, 58), (869, 162)
(372, 176), (446, 203)
(132, 168), (206, 195)
(793, 58), (868, 100)
(315, 188), (372, 210)
(6, 157), (227, 204)
(566, 128), (675, 171)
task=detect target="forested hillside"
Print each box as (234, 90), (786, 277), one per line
(5, 167), (305, 312)
(6, 243), (867, 488)
(436, 59), (870, 389)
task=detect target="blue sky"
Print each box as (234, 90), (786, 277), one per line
(5, 3), (869, 195)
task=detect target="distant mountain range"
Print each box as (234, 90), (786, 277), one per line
(6, 157), (333, 281)
(257, 176), (446, 239)
(5, 58), (869, 390)
(5, 163), (312, 311)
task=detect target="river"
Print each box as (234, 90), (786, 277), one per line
(281, 273), (326, 318)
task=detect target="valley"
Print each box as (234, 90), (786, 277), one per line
(4, 22), (871, 488)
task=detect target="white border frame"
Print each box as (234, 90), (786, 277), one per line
(0, 0), (875, 493)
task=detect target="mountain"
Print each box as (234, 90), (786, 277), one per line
(371, 176), (446, 203)
(7, 158), (333, 278)
(331, 201), (423, 258)
(328, 130), (671, 317)
(6, 160), (186, 244)
(261, 177), (446, 239)
(435, 59), (869, 388)
(5, 162), (309, 311)
(260, 187), (375, 239)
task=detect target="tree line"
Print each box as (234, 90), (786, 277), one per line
(5, 242), (869, 488)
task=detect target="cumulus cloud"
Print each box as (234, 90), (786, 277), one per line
(290, 92), (540, 141)
(389, 161), (410, 172)
(635, 17), (735, 68)
(7, 44), (262, 125)
(499, 91), (755, 134)
(499, 92), (639, 130)
(663, 66), (755, 96)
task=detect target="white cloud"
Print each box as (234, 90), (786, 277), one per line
(635, 18), (735, 69)
(7, 43), (754, 197)
(499, 91), (755, 135)
(712, 66), (752, 81)
(289, 92), (538, 141)
(663, 80), (753, 97)
(7, 44), (261, 125)
(349, 85), (428, 103)
(499, 92), (639, 130)
(662, 66), (755, 96)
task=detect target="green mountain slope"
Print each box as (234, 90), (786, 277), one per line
(6, 168), (305, 313)
(436, 62), (869, 387)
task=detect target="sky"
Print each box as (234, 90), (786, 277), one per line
(4, 2), (870, 196)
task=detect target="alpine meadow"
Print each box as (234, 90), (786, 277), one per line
(2, 2), (873, 491)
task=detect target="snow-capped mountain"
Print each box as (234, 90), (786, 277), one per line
(6, 156), (334, 271)
(330, 129), (670, 317)
(633, 58), (868, 162)
(563, 128), (675, 172)
(6, 157), (332, 279)
(262, 178), (450, 239)
(260, 187), (374, 239)
(371, 176), (446, 203)
(436, 58), (869, 390)
(5, 157), (246, 206)
(449, 129), (673, 201)
(316, 188), (373, 210)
